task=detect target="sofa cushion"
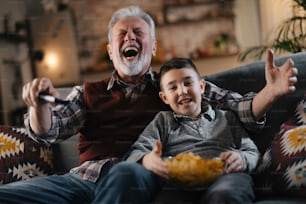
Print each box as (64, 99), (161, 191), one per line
(0, 125), (53, 184)
(254, 93), (306, 197)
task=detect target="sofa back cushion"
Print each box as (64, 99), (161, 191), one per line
(0, 126), (53, 183)
(254, 93), (306, 197)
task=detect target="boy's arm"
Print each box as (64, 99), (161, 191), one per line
(220, 139), (260, 174)
(125, 112), (170, 179)
(237, 137), (261, 173)
(125, 112), (166, 163)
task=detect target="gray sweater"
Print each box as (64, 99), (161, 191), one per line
(126, 105), (260, 172)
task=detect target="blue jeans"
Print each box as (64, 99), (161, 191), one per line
(0, 161), (254, 204)
(200, 172), (255, 204)
(0, 162), (163, 204)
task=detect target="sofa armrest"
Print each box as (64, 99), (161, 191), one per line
(52, 136), (79, 174)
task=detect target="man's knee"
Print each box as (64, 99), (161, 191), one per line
(111, 162), (144, 175)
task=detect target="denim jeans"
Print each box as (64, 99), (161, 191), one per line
(200, 172), (255, 204)
(0, 161), (254, 204)
(0, 161), (162, 204)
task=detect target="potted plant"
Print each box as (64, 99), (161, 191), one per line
(238, 0), (305, 61)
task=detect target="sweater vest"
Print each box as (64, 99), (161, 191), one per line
(78, 78), (169, 164)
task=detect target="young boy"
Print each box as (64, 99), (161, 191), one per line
(126, 58), (260, 203)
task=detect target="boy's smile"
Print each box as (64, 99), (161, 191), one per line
(159, 68), (205, 118)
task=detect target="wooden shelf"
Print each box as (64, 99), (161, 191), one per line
(157, 14), (235, 27)
(162, 0), (234, 25)
(0, 33), (27, 43)
(163, 0), (234, 8)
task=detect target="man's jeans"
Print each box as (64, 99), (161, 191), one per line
(0, 162), (162, 204)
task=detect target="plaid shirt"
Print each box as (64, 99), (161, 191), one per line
(25, 69), (264, 183)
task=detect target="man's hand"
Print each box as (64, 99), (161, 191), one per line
(22, 77), (58, 134)
(142, 140), (169, 179)
(22, 77), (59, 108)
(220, 151), (244, 174)
(251, 49), (298, 120)
(265, 49), (298, 99)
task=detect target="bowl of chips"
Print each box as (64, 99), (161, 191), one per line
(165, 152), (224, 187)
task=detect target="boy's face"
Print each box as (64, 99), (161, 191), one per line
(159, 68), (205, 118)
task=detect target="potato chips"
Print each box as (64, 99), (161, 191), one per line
(165, 152), (224, 186)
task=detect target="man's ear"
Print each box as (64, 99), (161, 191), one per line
(107, 44), (113, 60)
(159, 91), (169, 104)
(152, 40), (157, 56)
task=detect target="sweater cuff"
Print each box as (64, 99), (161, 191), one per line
(126, 152), (146, 163)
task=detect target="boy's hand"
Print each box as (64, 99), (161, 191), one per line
(220, 151), (244, 174)
(142, 140), (169, 179)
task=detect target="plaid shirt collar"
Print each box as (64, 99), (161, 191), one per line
(107, 68), (157, 102)
(174, 102), (216, 123)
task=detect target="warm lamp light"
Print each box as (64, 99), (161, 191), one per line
(45, 53), (58, 70)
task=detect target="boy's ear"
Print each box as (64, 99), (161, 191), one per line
(159, 91), (169, 104)
(200, 79), (205, 94)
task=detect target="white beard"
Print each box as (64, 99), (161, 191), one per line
(119, 54), (151, 76)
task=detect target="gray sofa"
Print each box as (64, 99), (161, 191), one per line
(50, 52), (306, 203)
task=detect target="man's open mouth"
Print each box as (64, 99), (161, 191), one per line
(123, 47), (138, 58)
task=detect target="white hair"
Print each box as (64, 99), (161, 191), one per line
(108, 6), (156, 42)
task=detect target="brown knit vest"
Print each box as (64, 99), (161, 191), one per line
(78, 78), (169, 164)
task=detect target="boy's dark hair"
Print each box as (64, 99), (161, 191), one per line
(159, 58), (201, 89)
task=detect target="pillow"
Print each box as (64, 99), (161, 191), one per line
(0, 125), (53, 184)
(254, 94), (306, 197)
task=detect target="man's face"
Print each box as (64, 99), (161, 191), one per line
(159, 68), (205, 118)
(107, 16), (156, 80)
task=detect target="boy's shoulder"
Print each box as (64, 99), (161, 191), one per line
(155, 111), (179, 124)
(156, 110), (175, 119)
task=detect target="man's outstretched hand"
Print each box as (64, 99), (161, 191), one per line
(251, 49), (298, 121)
(265, 49), (298, 99)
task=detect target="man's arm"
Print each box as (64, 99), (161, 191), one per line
(252, 49), (297, 120)
(23, 79), (85, 143)
(22, 78), (57, 134)
(204, 49), (298, 132)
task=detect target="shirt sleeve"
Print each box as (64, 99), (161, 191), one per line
(238, 136), (261, 173)
(24, 85), (86, 144)
(229, 111), (261, 173)
(203, 81), (266, 133)
(125, 112), (169, 163)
